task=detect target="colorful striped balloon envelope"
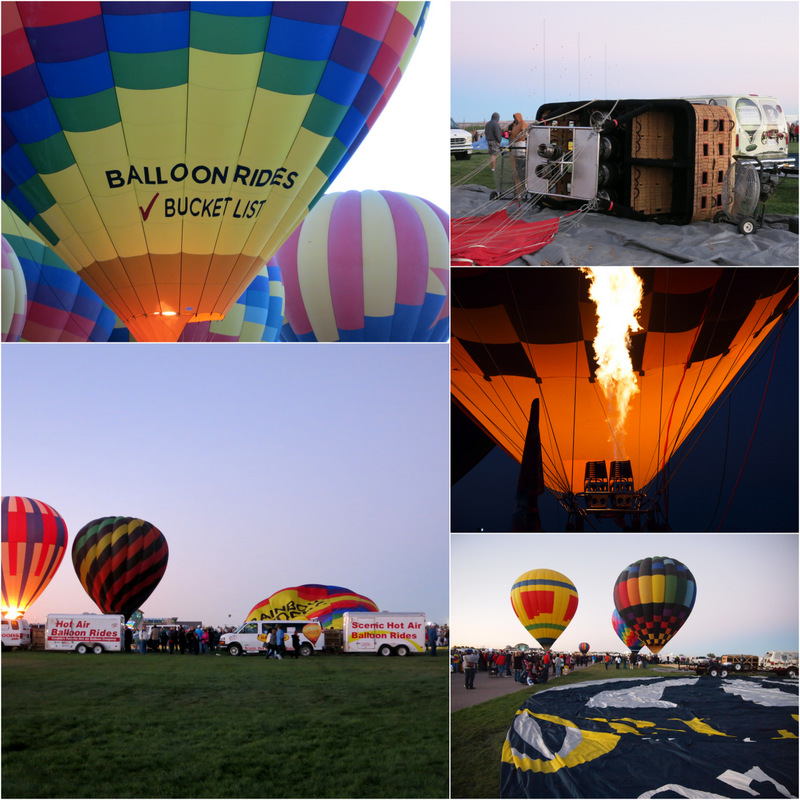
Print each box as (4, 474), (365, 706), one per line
(510, 568), (579, 651)
(1, 2), (430, 341)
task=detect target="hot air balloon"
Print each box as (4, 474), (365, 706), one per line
(72, 517), (168, 621)
(2, 203), (118, 342)
(611, 608), (644, 656)
(613, 556), (696, 655)
(510, 568), (578, 651)
(277, 189), (449, 341)
(2, 496), (68, 619)
(1, 236), (27, 341)
(178, 259), (284, 342)
(247, 584), (378, 630)
(452, 267), (797, 528)
(2, 2), (430, 342)
(578, 642), (590, 655)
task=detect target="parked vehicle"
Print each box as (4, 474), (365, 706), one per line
(696, 654), (760, 677)
(1, 617), (31, 650)
(342, 611), (426, 657)
(761, 651), (798, 678)
(217, 619), (323, 657)
(451, 118), (473, 160)
(45, 614), (124, 654)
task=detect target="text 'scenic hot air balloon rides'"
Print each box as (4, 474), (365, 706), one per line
(1, 2), (430, 342)
(578, 642), (590, 655)
(2, 496), (68, 619)
(510, 568), (578, 651)
(72, 517), (169, 621)
(611, 608), (644, 656)
(451, 267), (797, 523)
(277, 189), (449, 341)
(613, 556), (696, 655)
(1, 235), (27, 341)
(247, 584), (378, 630)
(2, 202), (118, 342)
(179, 258), (284, 342)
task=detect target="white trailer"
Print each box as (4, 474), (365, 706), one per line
(45, 614), (125, 654)
(761, 651), (798, 677)
(342, 612), (426, 657)
(1, 618), (32, 650)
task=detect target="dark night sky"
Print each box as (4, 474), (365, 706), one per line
(452, 303), (798, 533)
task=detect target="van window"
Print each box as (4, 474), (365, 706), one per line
(239, 622), (258, 634)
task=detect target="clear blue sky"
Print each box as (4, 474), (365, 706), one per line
(452, 533), (799, 656)
(2, 344), (449, 628)
(451, 1), (799, 122)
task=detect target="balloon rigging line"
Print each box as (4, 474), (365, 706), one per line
(716, 310), (785, 532)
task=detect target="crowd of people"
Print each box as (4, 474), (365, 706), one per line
(127, 624), (234, 655)
(451, 647), (665, 689)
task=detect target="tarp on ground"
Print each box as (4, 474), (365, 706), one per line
(452, 186), (799, 266)
(500, 675), (799, 799)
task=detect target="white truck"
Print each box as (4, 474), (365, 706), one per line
(218, 619), (324, 657)
(45, 614), (125, 654)
(342, 611), (426, 657)
(1, 618), (32, 650)
(761, 651), (798, 678)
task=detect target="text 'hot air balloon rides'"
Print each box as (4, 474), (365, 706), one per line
(72, 517), (168, 621)
(2, 496), (68, 619)
(277, 189), (449, 341)
(611, 608), (644, 656)
(247, 584), (378, 630)
(2, 2), (430, 341)
(510, 568), (578, 651)
(613, 556), (696, 654)
(451, 267), (797, 529)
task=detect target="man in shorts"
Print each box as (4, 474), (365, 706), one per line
(486, 112), (502, 170)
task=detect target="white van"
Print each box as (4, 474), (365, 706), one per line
(218, 619), (325, 657)
(1, 618), (32, 650)
(761, 651), (798, 677)
(684, 95), (791, 165)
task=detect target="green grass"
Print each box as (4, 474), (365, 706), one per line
(1, 651), (449, 798)
(450, 663), (693, 799)
(452, 149), (799, 215)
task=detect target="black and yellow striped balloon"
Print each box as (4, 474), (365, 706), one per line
(72, 516), (168, 621)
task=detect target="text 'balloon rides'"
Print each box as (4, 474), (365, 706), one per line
(510, 568), (578, 651)
(247, 584), (378, 629)
(613, 556), (696, 654)
(277, 189), (449, 341)
(72, 517), (169, 621)
(2, 496), (68, 619)
(2, 2), (430, 342)
(611, 608), (644, 656)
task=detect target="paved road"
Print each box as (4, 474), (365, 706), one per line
(450, 664), (605, 712)
(450, 669), (534, 712)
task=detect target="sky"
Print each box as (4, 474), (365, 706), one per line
(452, 301), (798, 533)
(328, 0), (449, 212)
(451, 533), (799, 656)
(451, 1), (800, 123)
(1, 344), (449, 628)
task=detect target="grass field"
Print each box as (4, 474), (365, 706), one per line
(1, 651), (449, 799)
(450, 663), (692, 799)
(452, 143), (799, 215)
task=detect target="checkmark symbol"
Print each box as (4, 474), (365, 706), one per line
(139, 193), (159, 221)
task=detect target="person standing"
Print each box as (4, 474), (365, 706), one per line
(463, 649), (479, 689)
(427, 624), (438, 656)
(486, 112), (503, 171)
(291, 628), (301, 659)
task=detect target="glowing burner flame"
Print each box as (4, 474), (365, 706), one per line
(582, 268), (643, 459)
